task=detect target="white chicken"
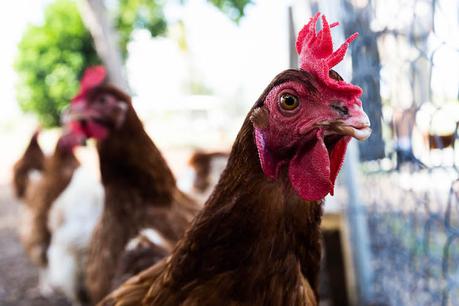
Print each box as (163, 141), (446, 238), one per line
(47, 163), (104, 305)
(14, 130), (104, 304)
(47, 166), (103, 304)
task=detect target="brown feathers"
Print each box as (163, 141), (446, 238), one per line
(100, 70), (324, 306)
(101, 261), (168, 306)
(19, 142), (79, 266)
(85, 90), (200, 304)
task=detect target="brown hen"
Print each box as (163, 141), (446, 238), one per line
(64, 71), (200, 304)
(99, 13), (371, 306)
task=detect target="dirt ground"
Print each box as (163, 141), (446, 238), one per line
(0, 184), (70, 306)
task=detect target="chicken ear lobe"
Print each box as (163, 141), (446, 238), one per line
(253, 107), (283, 179)
(288, 130), (331, 201)
(254, 128), (282, 179)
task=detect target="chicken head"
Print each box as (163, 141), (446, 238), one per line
(251, 13), (371, 201)
(63, 66), (129, 142)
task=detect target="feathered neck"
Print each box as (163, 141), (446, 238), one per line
(97, 105), (176, 204)
(166, 109), (323, 299)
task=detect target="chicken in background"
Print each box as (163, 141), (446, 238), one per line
(63, 66), (201, 304)
(179, 150), (229, 202)
(416, 103), (459, 166)
(18, 133), (81, 295)
(15, 130), (104, 305)
(101, 13), (371, 306)
(12, 129), (45, 199)
(46, 133), (104, 305)
(391, 106), (425, 170)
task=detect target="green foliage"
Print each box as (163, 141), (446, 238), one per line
(208, 0), (252, 22)
(116, 0), (168, 58)
(15, 0), (100, 127)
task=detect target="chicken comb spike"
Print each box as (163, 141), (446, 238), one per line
(72, 65), (107, 104)
(296, 13), (362, 97)
(296, 13), (320, 54)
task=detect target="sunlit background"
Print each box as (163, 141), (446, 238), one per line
(0, 0), (458, 305)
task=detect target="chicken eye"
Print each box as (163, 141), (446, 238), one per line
(279, 94), (299, 111)
(96, 95), (108, 105)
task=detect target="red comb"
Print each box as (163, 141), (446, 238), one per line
(72, 65), (107, 104)
(296, 13), (362, 97)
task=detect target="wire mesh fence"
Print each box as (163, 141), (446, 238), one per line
(340, 0), (459, 303)
(359, 165), (459, 305)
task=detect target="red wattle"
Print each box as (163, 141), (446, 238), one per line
(87, 122), (108, 140)
(255, 128), (350, 201)
(288, 130), (331, 201)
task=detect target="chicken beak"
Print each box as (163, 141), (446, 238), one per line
(324, 104), (372, 141)
(60, 104), (92, 144)
(62, 103), (95, 124)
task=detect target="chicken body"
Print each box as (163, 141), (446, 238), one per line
(100, 71), (329, 306)
(47, 165), (104, 303)
(19, 142), (80, 295)
(72, 87), (200, 304)
(101, 53), (371, 304)
(81, 20), (370, 303)
(103, 171), (321, 305)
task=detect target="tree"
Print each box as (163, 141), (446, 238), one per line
(15, 0), (100, 127)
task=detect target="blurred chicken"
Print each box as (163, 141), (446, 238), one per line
(181, 150), (228, 202)
(12, 129), (45, 199)
(416, 103), (459, 166)
(100, 14), (371, 306)
(16, 131), (103, 305)
(63, 66), (200, 304)
(391, 106), (425, 169)
(19, 134), (81, 295)
(416, 103), (459, 149)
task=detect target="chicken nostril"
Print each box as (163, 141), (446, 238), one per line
(331, 104), (349, 116)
